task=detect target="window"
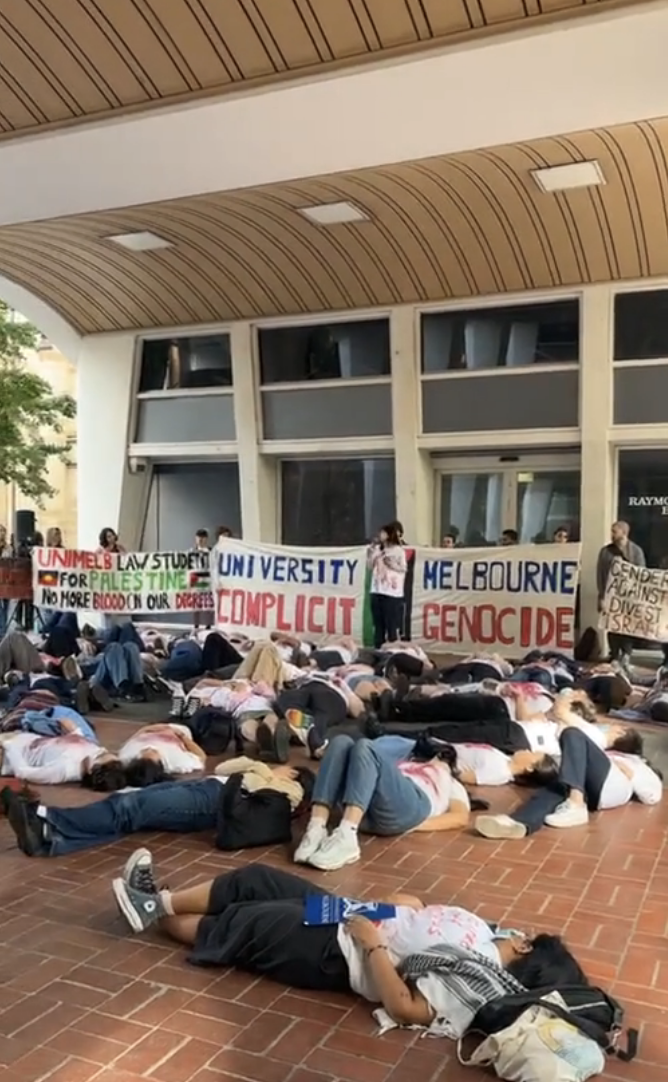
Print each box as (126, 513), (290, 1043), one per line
(421, 300), (579, 373)
(281, 458), (395, 546)
(138, 334), (232, 392)
(259, 319), (390, 383)
(617, 450), (668, 568)
(614, 290), (668, 360)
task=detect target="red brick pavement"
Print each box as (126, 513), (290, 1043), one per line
(0, 717), (666, 1082)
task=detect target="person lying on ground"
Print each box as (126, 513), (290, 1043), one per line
(293, 733), (471, 871)
(2, 761), (314, 857)
(117, 722), (206, 778)
(0, 729), (122, 788)
(110, 859), (587, 1034)
(475, 725), (663, 839)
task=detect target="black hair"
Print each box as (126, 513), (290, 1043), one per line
(98, 526), (117, 547)
(124, 758), (173, 788)
(506, 934), (588, 989)
(502, 528), (519, 543)
(553, 525), (569, 537)
(217, 526), (233, 538)
(584, 674), (630, 712)
(514, 753), (560, 788)
(608, 728), (643, 756)
(81, 760), (127, 792)
(195, 528), (209, 538)
(293, 767), (316, 816)
(382, 521), (404, 546)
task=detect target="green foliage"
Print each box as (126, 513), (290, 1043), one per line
(0, 303), (76, 503)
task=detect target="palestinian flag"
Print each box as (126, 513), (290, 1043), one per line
(189, 570), (210, 590)
(38, 570), (59, 588)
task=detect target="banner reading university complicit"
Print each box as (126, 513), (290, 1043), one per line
(211, 539), (366, 639)
(411, 543), (581, 655)
(32, 547), (213, 615)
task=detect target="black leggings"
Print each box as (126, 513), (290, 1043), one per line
(189, 865), (349, 991)
(370, 594), (404, 648)
(395, 692), (511, 726)
(439, 662), (502, 684)
(388, 719), (530, 755)
(276, 681), (348, 745)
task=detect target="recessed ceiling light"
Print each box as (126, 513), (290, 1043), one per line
(299, 202), (369, 224)
(105, 231), (173, 251)
(531, 160), (605, 193)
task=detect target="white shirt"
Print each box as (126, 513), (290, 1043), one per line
(519, 719), (561, 756)
(338, 905), (500, 1001)
(599, 754), (663, 810)
(0, 732), (106, 784)
(118, 724), (203, 774)
(369, 544), (407, 598)
(454, 744), (513, 786)
(396, 761), (469, 816)
(503, 690), (554, 721)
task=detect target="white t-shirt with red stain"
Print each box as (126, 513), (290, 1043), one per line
(118, 723), (203, 774)
(454, 744), (514, 786)
(339, 904), (501, 1001)
(396, 760), (470, 815)
(0, 732), (106, 784)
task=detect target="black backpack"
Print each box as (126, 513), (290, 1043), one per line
(469, 985), (638, 1062)
(215, 773), (293, 851)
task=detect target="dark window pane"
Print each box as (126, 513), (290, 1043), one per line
(617, 449), (668, 567)
(421, 299), (579, 373)
(614, 291), (668, 360)
(259, 320), (390, 383)
(281, 458), (395, 546)
(139, 334), (232, 391)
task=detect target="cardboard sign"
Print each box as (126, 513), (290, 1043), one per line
(304, 895), (397, 926)
(411, 543), (581, 656)
(0, 557), (33, 602)
(601, 557), (668, 642)
(32, 547), (213, 615)
(211, 538), (366, 639)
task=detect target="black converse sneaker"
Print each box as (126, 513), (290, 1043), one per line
(122, 848), (156, 894)
(5, 792), (50, 856)
(112, 878), (167, 934)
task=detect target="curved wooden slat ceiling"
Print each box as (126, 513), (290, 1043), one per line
(1, 116), (667, 333)
(0, 0), (637, 139)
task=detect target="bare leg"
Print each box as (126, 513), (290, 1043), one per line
(166, 880), (214, 915)
(159, 914), (202, 945)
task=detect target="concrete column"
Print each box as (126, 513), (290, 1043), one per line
(390, 307), (432, 545)
(230, 322), (277, 541)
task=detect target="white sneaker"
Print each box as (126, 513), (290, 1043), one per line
(293, 823), (328, 865)
(545, 801), (589, 829)
(309, 826), (361, 871)
(475, 814), (527, 840)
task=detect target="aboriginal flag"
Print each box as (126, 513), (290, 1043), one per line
(38, 570), (59, 587)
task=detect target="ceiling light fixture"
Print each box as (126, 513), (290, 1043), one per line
(105, 231), (174, 251)
(531, 160), (605, 193)
(299, 202), (369, 224)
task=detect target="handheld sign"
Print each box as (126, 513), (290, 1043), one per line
(304, 895), (397, 926)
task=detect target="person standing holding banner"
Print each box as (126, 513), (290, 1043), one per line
(597, 522), (645, 667)
(367, 522), (407, 649)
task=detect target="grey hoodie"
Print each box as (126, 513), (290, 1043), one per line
(596, 540), (645, 601)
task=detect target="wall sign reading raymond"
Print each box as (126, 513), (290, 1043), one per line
(32, 547), (213, 614)
(411, 543), (581, 656)
(627, 495), (668, 515)
(212, 539), (366, 639)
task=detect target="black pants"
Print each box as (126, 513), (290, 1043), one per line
(395, 692), (511, 726)
(439, 662), (502, 684)
(276, 681), (348, 744)
(370, 594), (404, 648)
(388, 719), (531, 755)
(189, 865), (349, 991)
(510, 728), (611, 835)
(608, 632), (634, 661)
(202, 632), (243, 673)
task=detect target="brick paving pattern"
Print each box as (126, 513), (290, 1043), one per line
(0, 716), (666, 1081)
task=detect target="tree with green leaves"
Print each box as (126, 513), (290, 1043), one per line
(0, 303), (76, 503)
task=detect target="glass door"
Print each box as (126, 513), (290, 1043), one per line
(435, 454), (580, 546)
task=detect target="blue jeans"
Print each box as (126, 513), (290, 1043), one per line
(85, 642), (143, 689)
(312, 734), (430, 835)
(45, 778), (222, 856)
(161, 640), (203, 681)
(511, 728), (611, 835)
(104, 622), (144, 649)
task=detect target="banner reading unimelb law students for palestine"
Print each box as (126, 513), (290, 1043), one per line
(212, 539), (366, 639)
(411, 543), (581, 656)
(32, 547), (213, 615)
(601, 557), (668, 642)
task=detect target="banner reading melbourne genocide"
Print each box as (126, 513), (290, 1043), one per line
(601, 557), (668, 642)
(32, 547), (213, 615)
(411, 543), (581, 656)
(211, 538), (367, 639)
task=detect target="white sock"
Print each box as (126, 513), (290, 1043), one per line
(307, 819), (327, 836)
(159, 889), (175, 915)
(339, 821), (359, 837)
(36, 804), (47, 819)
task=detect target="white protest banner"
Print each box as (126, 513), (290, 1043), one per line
(410, 543), (581, 656)
(32, 547), (213, 615)
(601, 557), (668, 642)
(212, 538), (366, 639)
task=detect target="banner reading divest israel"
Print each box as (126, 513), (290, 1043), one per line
(601, 557), (668, 642)
(32, 547), (213, 614)
(411, 543), (581, 656)
(212, 539), (367, 639)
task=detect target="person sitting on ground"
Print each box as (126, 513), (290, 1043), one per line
(117, 722), (206, 781)
(475, 725), (662, 839)
(110, 859), (587, 1034)
(293, 733), (471, 871)
(3, 761), (314, 857)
